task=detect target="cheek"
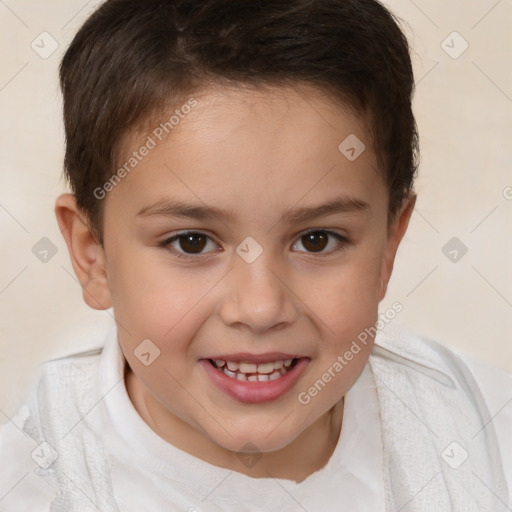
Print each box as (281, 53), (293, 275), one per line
(306, 252), (384, 335)
(297, 262), (380, 411)
(107, 248), (214, 336)
(108, 255), (222, 393)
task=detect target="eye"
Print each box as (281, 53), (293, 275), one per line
(292, 230), (347, 254)
(161, 231), (220, 257)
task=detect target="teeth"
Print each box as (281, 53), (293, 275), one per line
(226, 361), (239, 371)
(214, 357), (298, 381)
(256, 362), (275, 374)
(224, 368), (237, 378)
(239, 362), (258, 374)
(214, 358), (295, 373)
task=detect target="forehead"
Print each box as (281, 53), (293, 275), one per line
(110, 83), (384, 223)
(120, 82), (374, 163)
(172, 83), (369, 151)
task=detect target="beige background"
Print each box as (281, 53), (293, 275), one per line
(1, 0), (511, 418)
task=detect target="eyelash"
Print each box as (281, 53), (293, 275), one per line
(159, 229), (349, 260)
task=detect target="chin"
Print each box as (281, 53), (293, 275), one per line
(207, 420), (302, 454)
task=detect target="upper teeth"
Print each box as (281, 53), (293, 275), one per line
(215, 359), (293, 374)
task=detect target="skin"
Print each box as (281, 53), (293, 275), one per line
(55, 83), (415, 483)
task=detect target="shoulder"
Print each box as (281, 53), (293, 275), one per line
(0, 348), (105, 510)
(28, 348), (104, 428)
(3, 346), (104, 436)
(371, 326), (512, 500)
(37, 346), (103, 386)
(372, 326), (512, 391)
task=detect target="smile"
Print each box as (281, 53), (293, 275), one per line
(210, 358), (297, 382)
(200, 356), (309, 403)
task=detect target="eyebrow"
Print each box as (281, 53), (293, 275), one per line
(136, 194), (369, 224)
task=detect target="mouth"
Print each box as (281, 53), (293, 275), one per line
(199, 355), (309, 404)
(209, 357), (299, 382)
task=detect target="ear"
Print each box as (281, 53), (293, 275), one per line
(55, 193), (112, 310)
(378, 192), (416, 301)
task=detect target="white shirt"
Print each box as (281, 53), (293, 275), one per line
(0, 326), (510, 511)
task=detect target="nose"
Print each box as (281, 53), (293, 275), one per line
(218, 251), (298, 333)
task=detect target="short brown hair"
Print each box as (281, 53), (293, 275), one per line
(59, 0), (419, 243)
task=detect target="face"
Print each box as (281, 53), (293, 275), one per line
(67, 84), (412, 463)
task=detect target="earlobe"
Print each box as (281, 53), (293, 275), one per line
(55, 193), (112, 310)
(378, 193), (416, 301)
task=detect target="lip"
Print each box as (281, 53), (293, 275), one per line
(199, 357), (310, 404)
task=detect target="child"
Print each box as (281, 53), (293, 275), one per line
(1, 0), (510, 510)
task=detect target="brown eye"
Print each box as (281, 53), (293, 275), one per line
(292, 230), (347, 254)
(178, 233), (207, 253)
(301, 231), (328, 252)
(162, 231), (219, 257)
